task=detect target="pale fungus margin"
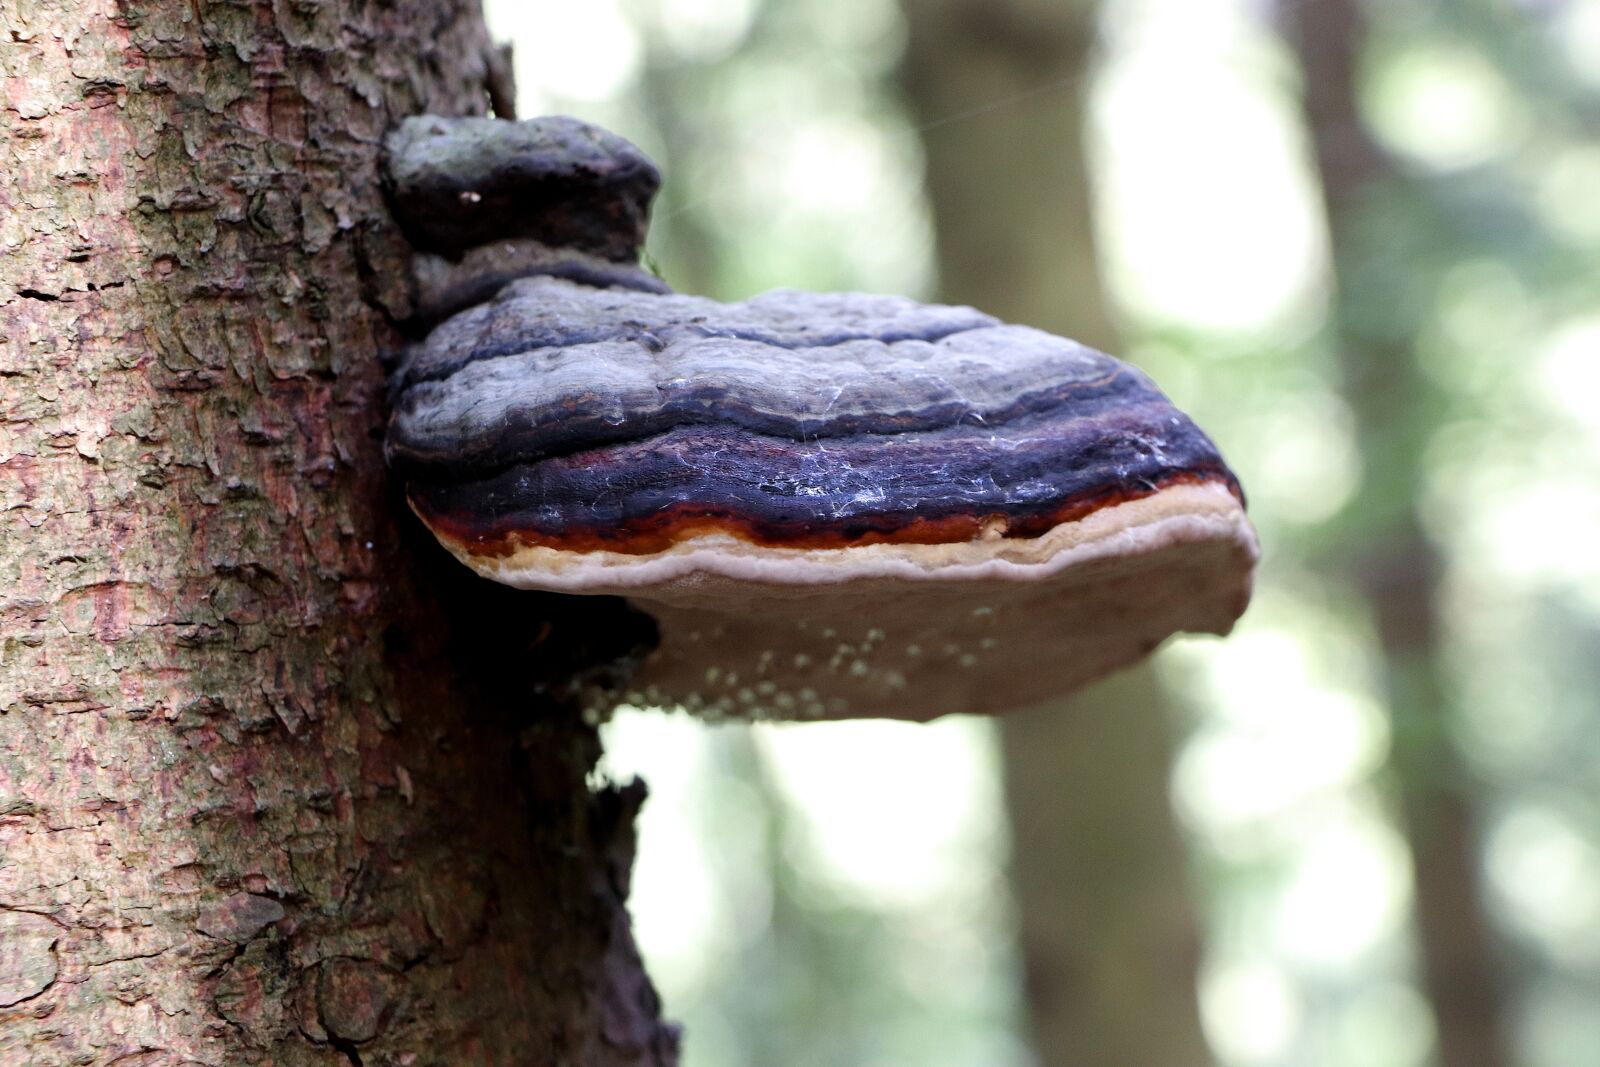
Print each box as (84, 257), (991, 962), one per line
(382, 115), (1259, 720)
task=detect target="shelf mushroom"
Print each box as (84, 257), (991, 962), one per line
(383, 116), (1259, 721)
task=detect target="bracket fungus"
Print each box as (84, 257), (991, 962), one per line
(384, 115), (1259, 721)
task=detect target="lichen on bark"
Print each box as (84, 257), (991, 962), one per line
(0, 1), (675, 1063)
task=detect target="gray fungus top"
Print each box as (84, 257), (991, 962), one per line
(385, 114), (659, 260)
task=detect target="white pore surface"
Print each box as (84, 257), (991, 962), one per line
(436, 481), (1260, 719)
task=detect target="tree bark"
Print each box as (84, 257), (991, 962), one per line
(1284, 3), (1511, 1065)
(0, 2), (674, 1064)
(900, 4), (1214, 1064)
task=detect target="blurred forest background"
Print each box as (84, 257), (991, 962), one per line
(482, 1), (1600, 1065)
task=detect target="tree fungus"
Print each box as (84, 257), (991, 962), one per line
(383, 115), (1258, 720)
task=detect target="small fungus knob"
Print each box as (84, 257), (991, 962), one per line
(385, 114), (660, 260)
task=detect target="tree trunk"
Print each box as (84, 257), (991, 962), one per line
(0, 2), (675, 1063)
(900, 4), (1214, 1065)
(1284, 3), (1511, 1065)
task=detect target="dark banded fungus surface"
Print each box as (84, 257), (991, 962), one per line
(387, 271), (1260, 720)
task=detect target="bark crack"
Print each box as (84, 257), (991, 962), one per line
(329, 1036), (365, 1067)
(87, 947), (173, 968)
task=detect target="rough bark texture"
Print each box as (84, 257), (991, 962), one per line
(900, 2), (1216, 1064)
(1285, 2), (1511, 1065)
(0, 2), (675, 1064)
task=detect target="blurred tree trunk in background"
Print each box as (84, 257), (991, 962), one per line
(0, 3), (673, 1063)
(1286, 2), (1512, 1065)
(901, 4), (1214, 1065)
(635, 56), (722, 298)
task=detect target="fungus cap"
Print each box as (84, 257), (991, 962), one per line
(387, 275), (1258, 720)
(384, 114), (659, 260)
